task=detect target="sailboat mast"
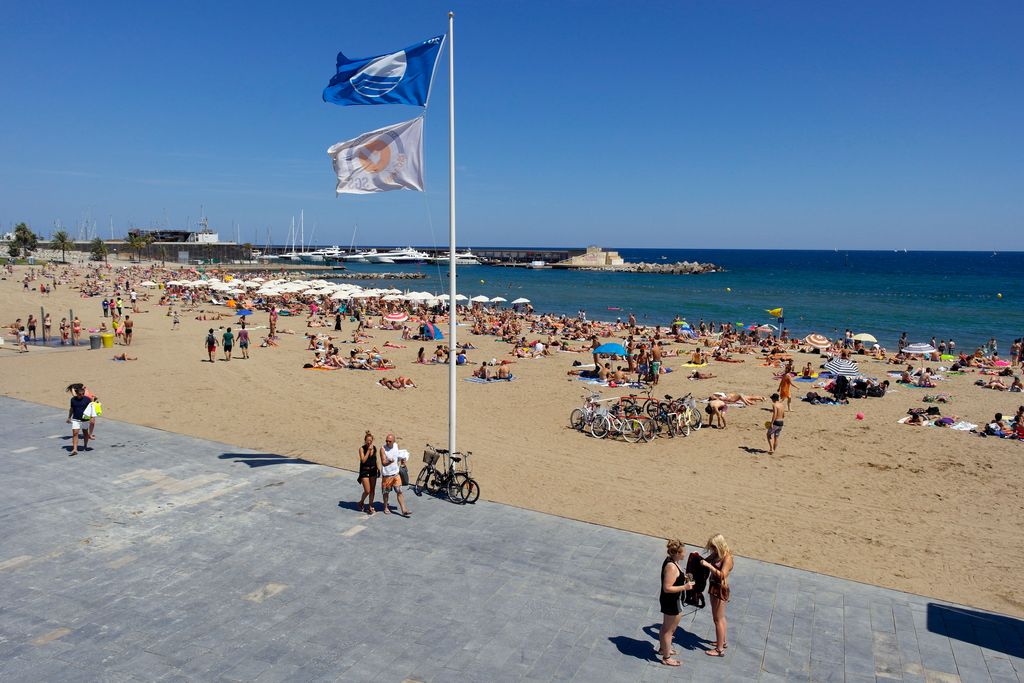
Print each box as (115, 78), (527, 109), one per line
(447, 11), (457, 456)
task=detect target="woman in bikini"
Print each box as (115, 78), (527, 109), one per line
(658, 538), (695, 667)
(356, 431), (379, 515)
(702, 534), (734, 658)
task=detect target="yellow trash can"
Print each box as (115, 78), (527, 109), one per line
(101, 333), (115, 348)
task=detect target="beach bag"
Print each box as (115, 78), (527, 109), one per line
(683, 552), (708, 609)
(399, 464), (409, 487)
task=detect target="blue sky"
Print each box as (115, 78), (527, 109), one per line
(1, 1), (1021, 249)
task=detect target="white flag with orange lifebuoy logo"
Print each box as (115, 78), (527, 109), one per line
(327, 117), (424, 195)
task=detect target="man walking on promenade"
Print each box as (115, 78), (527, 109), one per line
(379, 433), (411, 517)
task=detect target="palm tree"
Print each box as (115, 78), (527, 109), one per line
(51, 230), (74, 263)
(90, 237), (109, 263)
(125, 232), (153, 262)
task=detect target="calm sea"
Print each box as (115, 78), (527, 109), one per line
(331, 249), (1024, 351)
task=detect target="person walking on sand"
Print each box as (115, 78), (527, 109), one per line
(651, 341), (663, 386)
(171, 309), (180, 331)
(66, 383), (93, 456)
(237, 324), (250, 359)
(702, 534), (734, 658)
(222, 327), (234, 361)
(777, 371), (794, 410)
(43, 313), (51, 342)
(356, 431), (380, 515)
(657, 539), (696, 667)
(379, 433), (411, 517)
(123, 316), (134, 346)
(767, 392), (785, 454)
(205, 328), (218, 363)
(71, 316), (82, 346)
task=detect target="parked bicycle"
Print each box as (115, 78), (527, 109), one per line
(414, 444), (480, 504)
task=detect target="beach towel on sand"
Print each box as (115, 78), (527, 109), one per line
(681, 362), (708, 368)
(463, 376), (516, 384)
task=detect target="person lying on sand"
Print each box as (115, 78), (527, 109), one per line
(383, 341), (406, 349)
(260, 336), (279, 347)
(112, 353), (138, 361)
(379, 376), (416, 389)
(689, 370), (716, 380)
(714, 392), (766, 405)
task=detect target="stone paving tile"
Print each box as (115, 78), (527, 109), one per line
(0, 396), (1019, 682)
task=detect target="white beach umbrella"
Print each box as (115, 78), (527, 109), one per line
(470, 295), (490, 303)
(511, 297), (531, 304)
(453, 294), (468, 301)
(903, 343), (936, 355)
(490, 296), (507, 303)
(435, 294), (450, 301)
(382, 294), (403, 302)
(330, 291), (351, 300)
(139, 280), (157, 287)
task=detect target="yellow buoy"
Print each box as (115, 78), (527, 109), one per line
(726, 287), (731, 292)
(480, 279), (485, 284)
(997, 293), (1003, 299)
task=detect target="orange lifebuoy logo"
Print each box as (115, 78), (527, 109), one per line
(357, 139), (391, 173)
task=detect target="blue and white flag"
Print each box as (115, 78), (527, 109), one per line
(327, 117), (424, 195)
(323, 35), (445, 106)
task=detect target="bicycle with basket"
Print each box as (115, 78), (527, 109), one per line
(414, 443), (480, 504)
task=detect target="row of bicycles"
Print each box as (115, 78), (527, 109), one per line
(569, 390), (704, 442)
(413, 444), (480, 504)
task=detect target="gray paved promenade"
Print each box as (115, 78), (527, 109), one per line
(0, 395), (1021, 682)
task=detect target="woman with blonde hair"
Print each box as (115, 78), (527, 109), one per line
(701, 533), (734, 657)
(657, 539), (695, 667)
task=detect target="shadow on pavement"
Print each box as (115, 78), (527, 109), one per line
(641, 623), (711, 652)
(219, 452), (315, 468)
(927, 603), (1024, 658)
(608, 635), (657, 662)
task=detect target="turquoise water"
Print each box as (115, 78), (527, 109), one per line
(333, 249), (1024, 351)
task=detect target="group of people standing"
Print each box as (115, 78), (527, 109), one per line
(658, 534), (733, 667)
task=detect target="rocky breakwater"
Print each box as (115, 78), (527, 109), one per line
(572, 261), (723, 274)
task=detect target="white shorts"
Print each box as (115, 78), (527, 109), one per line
(71, 419), (91, 431)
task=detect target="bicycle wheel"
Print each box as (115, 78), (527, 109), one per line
(687, 407), (703, 431)
(644, 400), (662, 419)
(640, 419), (657, 442)
(621, 419), (642, 443)
(590, 415), (611, 439)
(569, 408), (585, 431)
(675, 411), (692, 438)
(414, 466), (432, 495)
(459, 476), (480, 504)
(448, 473), (468, 503)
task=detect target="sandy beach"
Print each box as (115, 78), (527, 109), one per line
(2, 262), (1023, 618)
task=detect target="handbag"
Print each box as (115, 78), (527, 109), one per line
(399, 464), (409, 486)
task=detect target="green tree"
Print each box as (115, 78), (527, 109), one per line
(90, 236), (109, 262)
(125, 232), (153, 262)
(8, 222), (38, 258)
(51, 230), (74, 263)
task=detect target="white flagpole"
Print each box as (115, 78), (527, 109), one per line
(447, 10), (457, 456)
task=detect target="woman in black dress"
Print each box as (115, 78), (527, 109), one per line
(356, 431), (379, 514)
(658, 539), (694, 667)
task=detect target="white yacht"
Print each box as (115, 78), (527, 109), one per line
(339, 249), (378, 263)
(366, 247), (431, 264)
(429, 250), (482, 265)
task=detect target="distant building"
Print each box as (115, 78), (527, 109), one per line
(556, 245), (624, 268)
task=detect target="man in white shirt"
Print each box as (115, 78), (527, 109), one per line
(379, 433), (411, 517)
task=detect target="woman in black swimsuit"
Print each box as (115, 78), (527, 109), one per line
(658, 539), (695, 667)
(356, 431), (379, 515)
(701, 533), (734, 658)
